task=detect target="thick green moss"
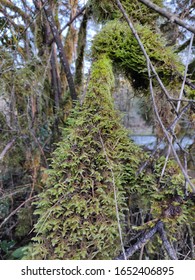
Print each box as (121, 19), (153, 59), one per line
(28, 55), (194, 260)
(27, 2), (194, 260)
(92, 21), (183, 87)
(29, 55), (147, 259)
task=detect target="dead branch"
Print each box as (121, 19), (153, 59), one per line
(115, 220), (178, 260)
(0, 138), (16, 161)
(137, 102), (191, 174)
(115, 0), (177, 115)
(115, 220), (161, 260)
(138, 0), (195, 34)
(41, 0), (77, 102)
(157, 221), (177, 260)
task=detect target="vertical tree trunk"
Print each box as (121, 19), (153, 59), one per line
(74, 9), (88, 94)
(42, 0), (77, 102)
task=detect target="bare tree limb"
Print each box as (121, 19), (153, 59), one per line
(138, 0), (195, 34)
(115, 220), (178, 260)
(48, 5), (87, 47)
(115, 221), (161, 259)
(41, 0), (77, 102)
(116, 0), (177, 115)
(0, 138), (16, 161)
(157, 221), (177, 260)
(160, 33), (194, 180)
(137, 102), (191, 175)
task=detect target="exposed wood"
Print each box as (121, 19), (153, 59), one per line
(157, 221), (177, 260)
(115, 221), (161, 260)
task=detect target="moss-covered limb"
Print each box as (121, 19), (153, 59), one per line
(92, 21), (183, 88)
(0, 0), (31, 23)
(90, 0), (162, 25)
(34, 4), (50, 57)
(27, 55), (149, 260)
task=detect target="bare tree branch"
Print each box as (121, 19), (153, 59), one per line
(0, 138), (16, 161)
(137, 102), (191, 174)
(115, 221), (161, 260)
(116, 0), (178, 114)
(48, 5), (87, 47)
(138, 0), (195, 34)
(157, 221), (177, 260)
(0, 195), (37, 230)
(41, 0), (77, 102)
(115, 220), (178, 260)
(160, 33), (194, 180)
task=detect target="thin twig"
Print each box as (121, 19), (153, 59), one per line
(115, 0), (177, 114)
(160, 33), (194, 179)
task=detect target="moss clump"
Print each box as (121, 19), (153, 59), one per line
(92, 21), (183, 87)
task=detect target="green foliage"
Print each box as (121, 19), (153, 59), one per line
(92, 21), (183, 87)
(28, 19), (194, 259)
(11, 246), (29, 260)
(0, 198), (10, 220)
(130, 156), (195, 240)
(27, 55), (150, 259)
(90, 0), (163, 25)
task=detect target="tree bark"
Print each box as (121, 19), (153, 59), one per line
(115, 221), (178, 260)
(157, 221), (177, 260)
(0, 0), (30, 22)
(115, 221), (160, 260)
(42, 1), (77, 102)
(138, 0), (195, 34)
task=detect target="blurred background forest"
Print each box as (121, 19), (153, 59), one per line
(0, 0), (195, 260)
